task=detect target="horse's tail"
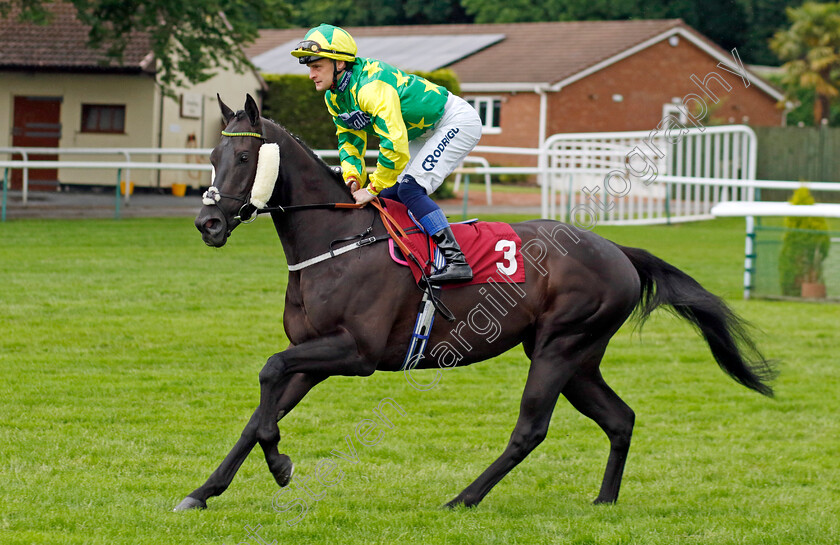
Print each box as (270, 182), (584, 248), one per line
(618, 244), (777, 397)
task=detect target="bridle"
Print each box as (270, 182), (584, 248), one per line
(201, 130), (266, 222)
(204, 129), (368, 223)
(202, 127), (454, 320)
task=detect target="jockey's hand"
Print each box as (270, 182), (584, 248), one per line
(352, 187), (376, 205)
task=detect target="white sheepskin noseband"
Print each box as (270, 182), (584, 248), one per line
(250, 143), (280, 209)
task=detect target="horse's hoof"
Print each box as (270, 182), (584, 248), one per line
(173, 496), (207, 511)
(593, 497), (616, 505)
(274, 455), (294, 487)
(443, 495), (476, 509)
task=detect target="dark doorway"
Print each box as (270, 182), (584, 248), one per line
(11, 96), (63, 190)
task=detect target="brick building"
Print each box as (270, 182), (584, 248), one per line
(248, 20), (785, 166)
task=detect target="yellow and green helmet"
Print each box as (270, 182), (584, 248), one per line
(291, 24), (357, 65)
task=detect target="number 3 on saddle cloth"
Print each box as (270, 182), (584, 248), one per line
(378, 198), (526, 371)
(380, 198), (526, 287)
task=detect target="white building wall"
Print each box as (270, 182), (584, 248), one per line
(0, 63), (263, 190)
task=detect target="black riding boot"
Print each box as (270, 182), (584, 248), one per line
(428, 227), (473, 284)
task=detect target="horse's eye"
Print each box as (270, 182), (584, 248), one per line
(238, 152), (249, 164)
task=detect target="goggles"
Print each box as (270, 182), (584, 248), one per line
(293, 40), (346, 57)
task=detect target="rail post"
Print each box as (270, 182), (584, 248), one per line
(115, 168), (122, 220)
(461, 174), (470, 221)
(2, 167), (7, 222)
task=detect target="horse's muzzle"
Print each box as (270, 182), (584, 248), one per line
(195, 207), (231, 247)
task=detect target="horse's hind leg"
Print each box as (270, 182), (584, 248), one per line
(174, 372), (323, 511)
(445, 348), (580, 508)
(562, 369), (635, 504)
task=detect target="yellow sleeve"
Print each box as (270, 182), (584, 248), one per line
(326, 93), (368, 185)
(356, 80), (409, 194)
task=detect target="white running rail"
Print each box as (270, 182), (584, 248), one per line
(540, 125), (759, 224)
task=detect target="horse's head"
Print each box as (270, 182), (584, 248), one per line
(195, 94), (278, 247)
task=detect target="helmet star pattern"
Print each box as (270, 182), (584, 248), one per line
(291, 24), (357, 64)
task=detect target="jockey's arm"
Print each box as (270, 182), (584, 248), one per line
(356, 81), (410, 195)
(327, 94), (368, 188)
(335, 124), (367, 186)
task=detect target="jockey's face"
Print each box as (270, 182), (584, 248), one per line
(308, 58), (346, 92)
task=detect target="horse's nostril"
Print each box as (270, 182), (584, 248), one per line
(204, 218), (222, 233)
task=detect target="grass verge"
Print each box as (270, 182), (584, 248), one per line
(0, 216), (837, 544)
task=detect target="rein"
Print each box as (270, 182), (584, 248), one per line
(206, 127), (453, 319)
(210, 129), (428, 269)
(255, 201), (364, 214)
(268, 196), (454, 321)
(278, 198), (426, 275)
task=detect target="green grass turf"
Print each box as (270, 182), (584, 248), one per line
(1, 216), (837, 544)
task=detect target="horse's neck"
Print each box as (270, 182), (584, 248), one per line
(273, 127), (350, 206)
(270, 128), (370, 265)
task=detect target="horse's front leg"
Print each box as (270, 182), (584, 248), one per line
(174, 372), (325, 511)
(255, 329), (374, 490)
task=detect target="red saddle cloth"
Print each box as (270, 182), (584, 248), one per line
(381, 198), (526, 288)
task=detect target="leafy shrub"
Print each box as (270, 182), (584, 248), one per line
(430, 179), (456, 200)
(262, 74), (337, 150)
(411, 69), (461, 96)
(778, 186), (831, 295)
(492, 172), (534, 186)
(261, 68), (462, 152)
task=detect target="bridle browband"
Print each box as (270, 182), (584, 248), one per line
(220, 130), (265, 140)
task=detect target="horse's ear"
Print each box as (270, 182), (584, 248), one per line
(217, 94), (235, 124)
(244, 94), (260, 127)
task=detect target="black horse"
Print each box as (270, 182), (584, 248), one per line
(177, 95), (775, 511)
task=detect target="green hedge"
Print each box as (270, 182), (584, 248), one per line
(261, 74), (337, 150)
(261, 68), (462, 152)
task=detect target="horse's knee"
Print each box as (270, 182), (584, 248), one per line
(509, 426), (547, 463)
(259, 354), (285, 385)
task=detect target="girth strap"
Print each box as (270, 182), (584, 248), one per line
(401, 288), (439, 371)
(287, 234), (387, 271)
(286, 197), (429, 273)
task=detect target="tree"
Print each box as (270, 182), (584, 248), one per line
(0, 0), (290, 92)
(771, 2), (840, 125)
(741, 0), (804, 66)
(461, 0), (810, 65)
(285, 0), (471, 28)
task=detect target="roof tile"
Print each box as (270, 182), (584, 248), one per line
(0, 2), (152, 72)
(247, 20), (688, 85)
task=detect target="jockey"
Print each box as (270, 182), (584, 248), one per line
(291, 24), (482, 284)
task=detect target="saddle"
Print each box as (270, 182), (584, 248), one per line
(377, 198), (526, 289)
(372, 198), (528, 370)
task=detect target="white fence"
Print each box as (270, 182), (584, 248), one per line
(0, 147), (211, 205)
(3, 125), (840, 224)
(541, 125), (759, 225)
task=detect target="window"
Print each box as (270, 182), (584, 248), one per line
(662, 102), (688, 124)
(81, 104), (126, 133)
(466, 97), (501, 134)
